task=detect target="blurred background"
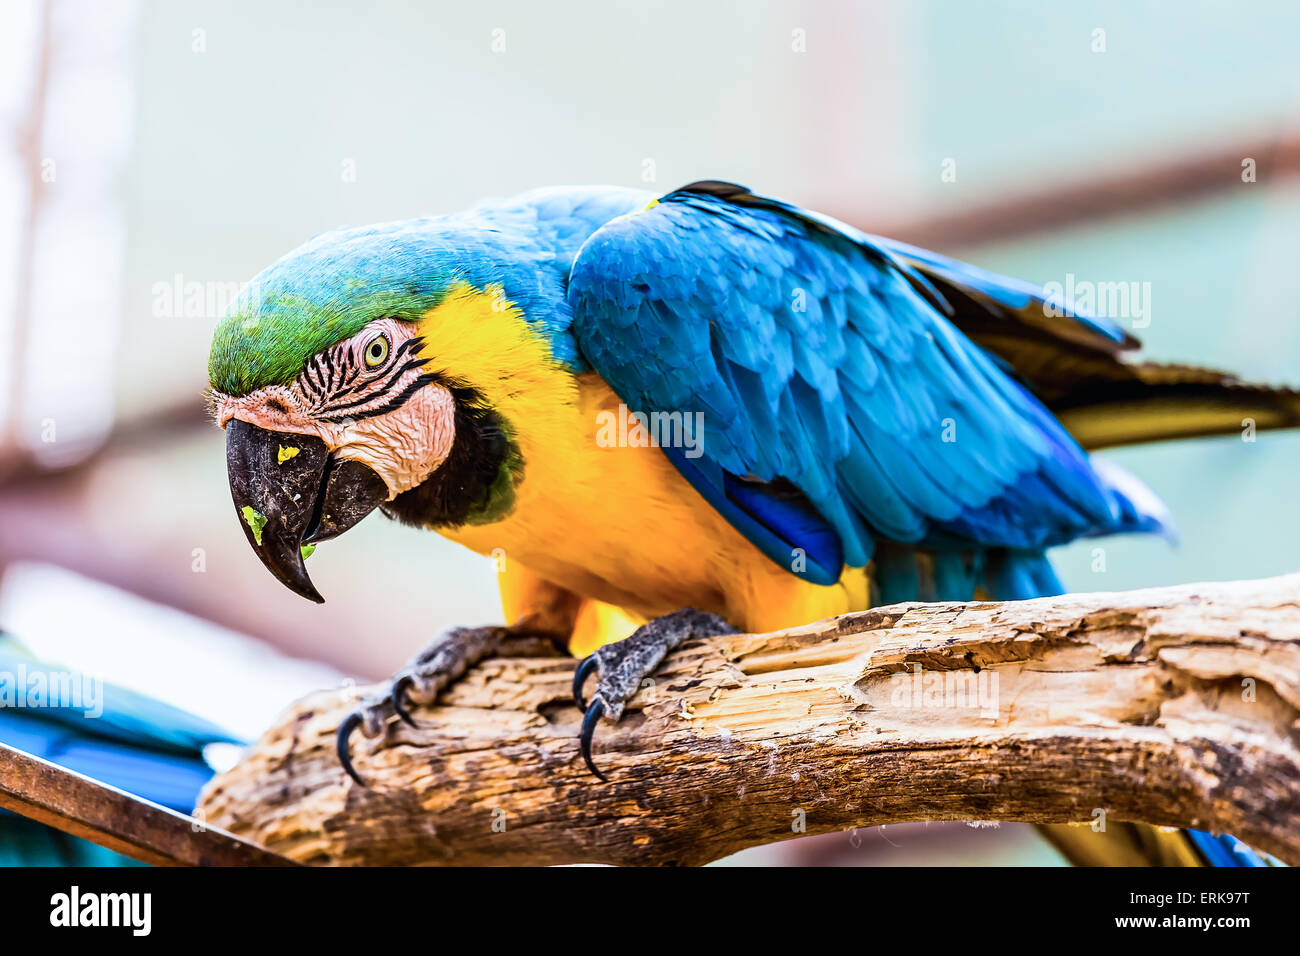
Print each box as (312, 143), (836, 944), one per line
(1, 0), (1298, 865)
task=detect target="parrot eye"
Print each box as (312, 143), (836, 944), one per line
(363, 334), (390, 369)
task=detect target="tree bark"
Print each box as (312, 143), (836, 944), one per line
(197, 574), (1300, 866)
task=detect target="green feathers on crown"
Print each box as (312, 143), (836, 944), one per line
(206, 210), (587, 397)
(206, 222), (469, 396)
(208, 285), (449, 396)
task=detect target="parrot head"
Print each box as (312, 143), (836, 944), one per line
(206, 223), (527, 602)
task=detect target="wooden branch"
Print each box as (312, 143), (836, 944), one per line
(197, 574), (1300, 866)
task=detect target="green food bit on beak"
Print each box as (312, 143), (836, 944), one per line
(300, 543), (316, 560)
(241, 505), (268, 546)
(277, 445), (300, 464)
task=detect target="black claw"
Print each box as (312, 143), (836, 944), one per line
(573, 655), (598, 712)
(337, 711), (367, 787)
(579, 699), (608, 782)
(391, 676), (417, 727)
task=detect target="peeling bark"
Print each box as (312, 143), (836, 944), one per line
(197, 574), (1300, 865)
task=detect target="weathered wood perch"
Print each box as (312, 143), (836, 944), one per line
(198, 573), (1300, 865)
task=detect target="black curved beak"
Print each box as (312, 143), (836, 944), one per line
(225, 419), (388, 603)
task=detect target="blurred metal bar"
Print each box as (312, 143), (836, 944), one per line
(0, 742), (298, 866)
(874, 130), (1300, 250)
(0, 398), (206, 485)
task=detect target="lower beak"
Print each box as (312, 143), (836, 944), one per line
(224, 419), (388, 603)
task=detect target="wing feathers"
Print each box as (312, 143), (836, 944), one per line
(567, 182), (1169, 585)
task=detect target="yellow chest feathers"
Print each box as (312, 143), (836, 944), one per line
(416, 284), (866, 631)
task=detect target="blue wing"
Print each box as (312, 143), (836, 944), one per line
(568, 181), (1168, 590)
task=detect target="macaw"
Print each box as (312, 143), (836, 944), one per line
(0, 631), (238, 865)
(208, 181), (1296, 866)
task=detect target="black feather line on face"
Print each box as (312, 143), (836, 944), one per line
(382, 380), (521, 529)
(316, 357), (428, 417)
(373, 354), (427, 394)
(326, 368), (365, 402)
(317, 371), (440, 424)
(392, 336), (421, 361)
(312, 353), (330, 396)
(321, 348), (333, 392)
(301, 356), (321, 399)
(318, 336), (422, 404)
(338, 348), (360, 389)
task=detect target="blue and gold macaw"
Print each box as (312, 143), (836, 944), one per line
(208, 181), (1297, 866)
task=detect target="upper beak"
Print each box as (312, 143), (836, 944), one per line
(225, 419), (388, 603)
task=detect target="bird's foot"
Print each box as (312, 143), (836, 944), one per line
(337, 625), (516, 786)
(571, 607), (736, 781)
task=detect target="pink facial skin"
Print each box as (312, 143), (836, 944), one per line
(212, 318), (456, 500)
